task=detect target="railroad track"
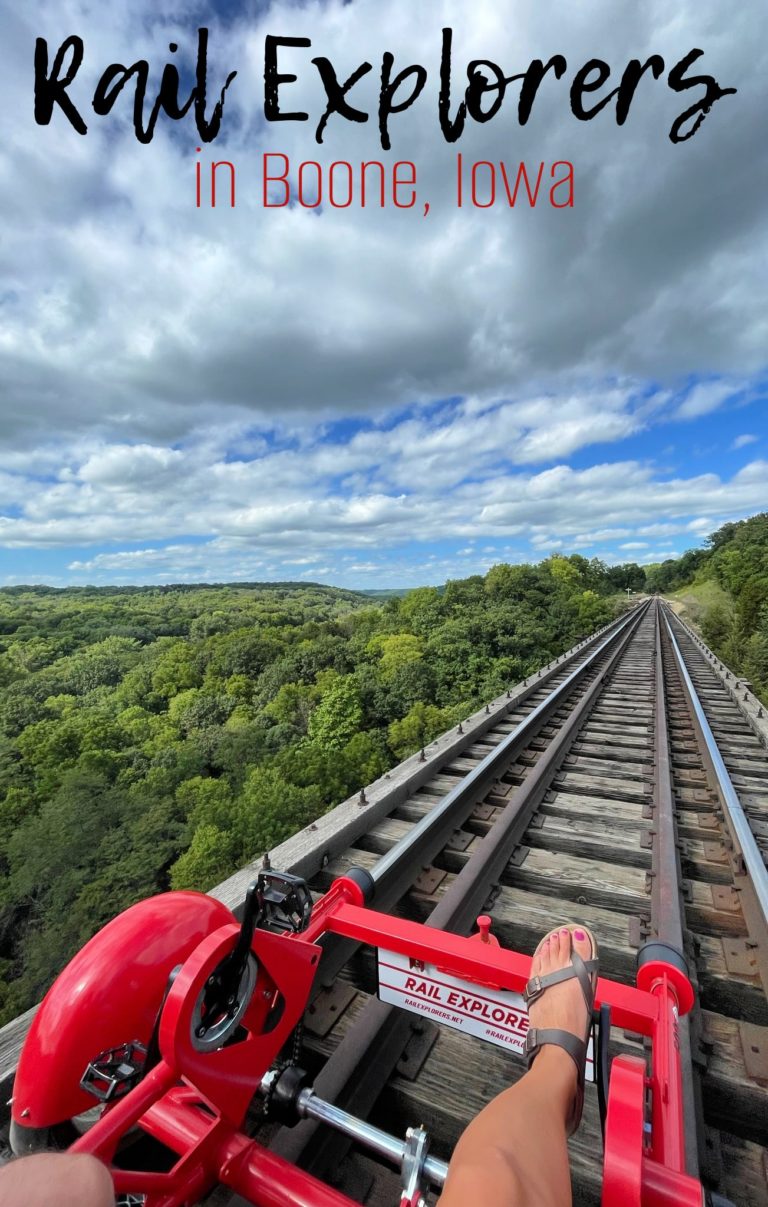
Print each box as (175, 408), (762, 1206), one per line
(2, 598), (767, 1206)
(241, 598), (768, 1206)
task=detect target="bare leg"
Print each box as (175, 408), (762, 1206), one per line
(438, 926), (594, 1207)
(0, 1152), (114, 1206)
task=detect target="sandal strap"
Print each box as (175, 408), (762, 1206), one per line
(523, 950), (598, 1009)
(524, 1026), (587, 1080)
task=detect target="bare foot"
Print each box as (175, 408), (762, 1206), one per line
(527, 926), (595, 1114)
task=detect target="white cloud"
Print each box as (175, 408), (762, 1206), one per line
(0, 398), (765, 571)
(675, 381), (741, 419)
(731, 433), (758, 449)
(1, 0), (767, 454)
(2, 0), (767, 585)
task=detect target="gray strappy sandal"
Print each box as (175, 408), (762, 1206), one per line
(523, 925), (599, 1137)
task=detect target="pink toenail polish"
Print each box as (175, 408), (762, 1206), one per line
(574, 930), (585, 940)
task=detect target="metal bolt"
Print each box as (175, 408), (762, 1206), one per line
(419, 748), (426, 762)
(457, 722), (464, 735)
(358, 787), (368, 805)
(262, 852), (272, 871)
(197, 1025), (207, 1038)
(485, 703), (490, 714)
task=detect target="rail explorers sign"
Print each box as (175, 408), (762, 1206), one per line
(378, 948), (595, 1077)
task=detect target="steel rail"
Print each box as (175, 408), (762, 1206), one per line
(651, 602), (700, 1178)
(662, 609), (768, 926)
(271, 601), (650, 1178)
(314, 601), (651, 991)
(371, 603), (646, 892)
(418, 602), (648, 934)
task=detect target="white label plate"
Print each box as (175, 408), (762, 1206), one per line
(377, 948), (594, 1078)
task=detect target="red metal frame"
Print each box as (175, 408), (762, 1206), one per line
(37, 874), (702, 1206)
(12, 891), (235, 1130)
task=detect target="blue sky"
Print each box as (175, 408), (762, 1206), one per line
(1, 386), (764, 589)
(1, 0), (767, 589)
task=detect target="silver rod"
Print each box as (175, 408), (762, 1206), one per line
(371, 605), (643, 886)
(296, 1089), (449, 1187)
(663, 612), (768, 925)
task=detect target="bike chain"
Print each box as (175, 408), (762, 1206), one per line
(261, 1014), (306, 1121)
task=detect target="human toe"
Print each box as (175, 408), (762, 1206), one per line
(571, 927), (593, 964)
(548, 929), (560, 963)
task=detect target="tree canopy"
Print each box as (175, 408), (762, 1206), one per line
(646, 513), (768, 701)
(0, 562), (632, 1022)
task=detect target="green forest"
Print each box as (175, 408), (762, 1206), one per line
(647, 512), (768, 700)
(0, 557), (640, 1023)
(0, 511), (764, 1027)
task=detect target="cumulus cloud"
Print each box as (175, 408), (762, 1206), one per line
(2, 0), (767, 447)
(1, 393), (765, 557)
(1, 0), (766, 584)
(731, 433), (758, 449)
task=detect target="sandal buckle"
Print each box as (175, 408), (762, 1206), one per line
(524, 975), (542, 1004)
